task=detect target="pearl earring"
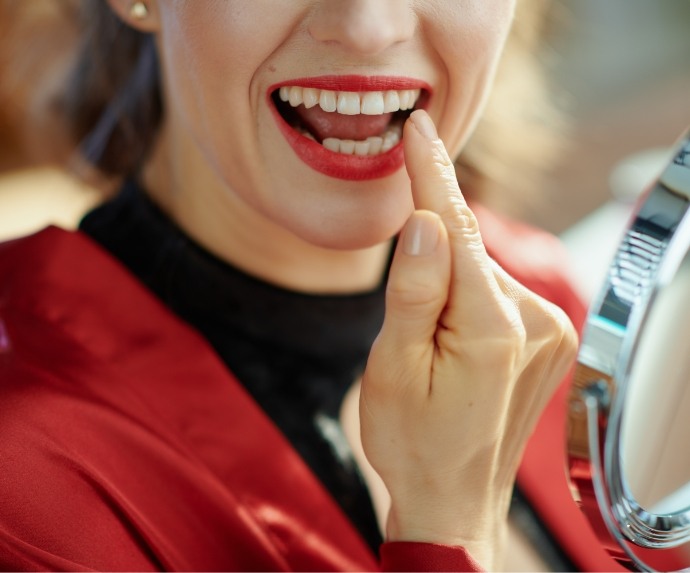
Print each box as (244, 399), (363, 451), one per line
(129, 1), (149, 20)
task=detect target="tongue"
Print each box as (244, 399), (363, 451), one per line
(294, 105), (393, 142)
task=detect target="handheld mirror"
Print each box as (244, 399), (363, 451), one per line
(567, 129), (690, 571)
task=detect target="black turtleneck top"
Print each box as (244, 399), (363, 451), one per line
(79, 179), (385, 551)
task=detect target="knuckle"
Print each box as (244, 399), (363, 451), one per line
(546, 303), (575, 337)
(557, 316), (580, 358)
(508, 320), (528, 350)
(454, 305), (528, 365)
(537, 302), (579, 357)
(499, 293), (578, 369)
(429, 140), (455, 170)
(442, 197), (481, 239)
(494, 300), (528, 347)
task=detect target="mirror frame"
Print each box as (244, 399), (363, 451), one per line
(567, 130), (690, 571)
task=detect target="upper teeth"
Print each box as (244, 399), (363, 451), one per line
(278, 86), (421, 115)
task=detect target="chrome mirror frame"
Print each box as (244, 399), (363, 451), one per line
(567, 130), (690, 572)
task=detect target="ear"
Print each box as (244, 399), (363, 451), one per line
(105, 0), (160, 33)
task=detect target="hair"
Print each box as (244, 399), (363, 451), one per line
(65, 0), (562, 217)
(66, 1), (161, 175)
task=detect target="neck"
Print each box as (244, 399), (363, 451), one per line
(141, 123), (392, 295)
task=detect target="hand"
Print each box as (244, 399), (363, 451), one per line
(359, 110), (578, 569)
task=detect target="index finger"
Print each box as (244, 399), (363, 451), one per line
(403, 110), (504, 328)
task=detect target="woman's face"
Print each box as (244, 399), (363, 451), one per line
(145, 0), (515, 250)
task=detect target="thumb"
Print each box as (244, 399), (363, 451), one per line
(377, 209), (451, 357)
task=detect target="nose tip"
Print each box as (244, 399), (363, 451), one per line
(308, 1), (415, 56)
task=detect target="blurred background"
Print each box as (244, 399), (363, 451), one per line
(539, 0), (690, 233)
(540, 0), (690, 297)
(0, 0), (689, 298)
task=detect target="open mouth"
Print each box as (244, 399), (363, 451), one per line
(268, 76), (430, 180)
(272, 86), (427, 156)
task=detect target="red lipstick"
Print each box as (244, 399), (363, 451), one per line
(267, 75), (431, 181)
(271, 75), (431, 92)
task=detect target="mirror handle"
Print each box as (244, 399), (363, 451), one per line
(577, 381), (654, 571)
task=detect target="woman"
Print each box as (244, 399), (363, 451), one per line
(0, 1), (605, 570)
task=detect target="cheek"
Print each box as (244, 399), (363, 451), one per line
(158, 1), (305, 100)
(423, 0), (516, 156)
(436, 1), (515, 58)
(156, 2), (293, 191)
(162, 1), (284, 67)
(158, 2), (267, 119)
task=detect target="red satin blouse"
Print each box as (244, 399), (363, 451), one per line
(0, 211), (627, 571)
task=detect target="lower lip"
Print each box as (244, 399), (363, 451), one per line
(269, 102), (404, 181)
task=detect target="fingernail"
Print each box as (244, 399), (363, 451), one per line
(410, 110), (438, 140)
(403, 212), (439, 256)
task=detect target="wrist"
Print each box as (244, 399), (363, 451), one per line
(385, 490), (511, 570)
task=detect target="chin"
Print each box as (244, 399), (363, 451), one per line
(288, 199), (412, 251)
(307, 226), (400, 251)
(253, 142), (415, 250)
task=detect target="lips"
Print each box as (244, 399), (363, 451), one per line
(268, 75), (431, 181)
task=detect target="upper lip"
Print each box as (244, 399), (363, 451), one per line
(267, 75), (432, 94)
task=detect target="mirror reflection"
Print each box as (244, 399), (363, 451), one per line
(622, 243), (690, 515)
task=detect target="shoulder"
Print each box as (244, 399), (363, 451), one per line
(0, 225), (154, 309)
(0, 228), (235, 570)
(0, 228), (167, 569)
(0, 226), (230, 430)
(0, 226), (215, 371)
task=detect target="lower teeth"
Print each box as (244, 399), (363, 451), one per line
(299, 123), (403, 156)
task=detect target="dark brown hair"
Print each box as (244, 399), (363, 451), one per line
(66, 0), (561, 216)
(66, 1), (161, 175)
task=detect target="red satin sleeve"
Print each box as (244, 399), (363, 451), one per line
(380, 542), (484, 572)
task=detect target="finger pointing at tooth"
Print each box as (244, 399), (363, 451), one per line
(404, 110), (506, 334)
